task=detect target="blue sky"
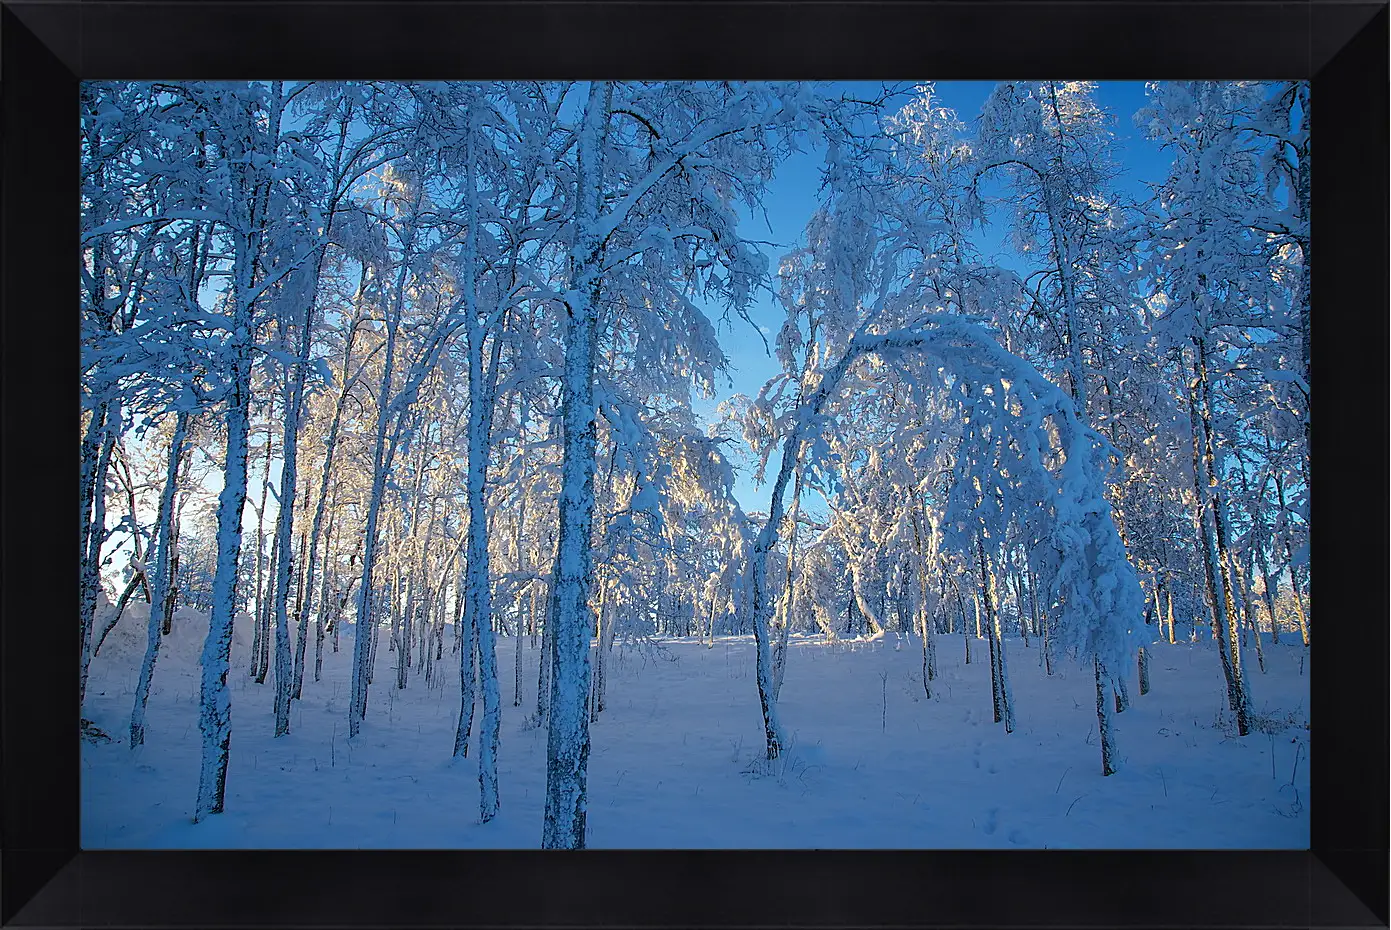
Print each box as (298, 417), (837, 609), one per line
(696, 81), (1168, 515)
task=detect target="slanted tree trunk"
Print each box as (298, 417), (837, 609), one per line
(849, 561), (886, 637)
(297, 296), (365, 696)
(112, 440), (154, 608)
(1185, 354), (1248, 735)
(130, 410), (189, 747)
(771, 464), (805, 698)
(1194, 341), (1251, 734)
(95, 569), (145, 658)
(83, 423), (120, 702)
(1235, 557), (1267, 674)
(79, 401), (114, 708)
(348, 202), (417, 737)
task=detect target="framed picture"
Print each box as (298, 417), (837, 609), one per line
(4, 1), (1385, 927)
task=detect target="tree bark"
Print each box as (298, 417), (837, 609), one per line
(348, 183), (421, 739)
(1185, 353), (1246, 733)
(976, 535), (1013, 731)
(130, 410), (188, 747)
(249, 424), (273, 680)
(1194, 341), (1251, 735)
(1273, 473), (1309, 646)
(1094, 658), (1116, 776)
(542, 82), (612, 849)
(195, 124), (267, 818)
(771, 465), (805, 699)
(80, 410), (117, 708)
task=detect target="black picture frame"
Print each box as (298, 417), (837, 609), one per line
(3, 2), (1385, 927)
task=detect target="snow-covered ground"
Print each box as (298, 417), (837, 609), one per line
(82, 604), (1310, 848)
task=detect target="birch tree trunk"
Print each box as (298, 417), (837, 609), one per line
(543, 81), (612, 849)
(130, 409), (189, 747)
(453, 570), (478, 757)
(1273, 473), (1309, 646)
(1194, 341), (1251, 735)
(535, 584), (552, 724)
(1234, 557), (1266, 674)
(249, 425), (273, 679)
(80, 409), (117, 708)
(1094, 658), (1116, 776)
(1165, 583), (1177, 646)
(257, 525), (277, 685)
(271, 279), (316, 736)
(1185, 357), (1244, 730)
(1007, 558), (1030, 648)
(976, 534), (1013, 731)
(1293, 84), (1310, 479)
(1253, 534), (1281, 645)
(314, 506), (335, 682)
(510, 414), (530, 710)
(513, 595), (525, 707)
(743, 333), (925, 758)
(849, 561), (886, 637)
(464, 313), (503, 824)
(956, 582), (971, 665)
(348, 185), (420, 739)
(909, 505), (935, 697)
(590, 582), (609, 723)
(443, 107), (510, 820)
(195, 139), (265, 819)
(771, 464), (805, 698)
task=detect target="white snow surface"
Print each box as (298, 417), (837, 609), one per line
(83, 604), (1309, 848)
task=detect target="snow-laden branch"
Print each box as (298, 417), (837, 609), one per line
(742, 312), (1147, 758)
(82, 210), (225, 243)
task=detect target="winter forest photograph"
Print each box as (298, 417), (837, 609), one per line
(79, 79), (1311, 850)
